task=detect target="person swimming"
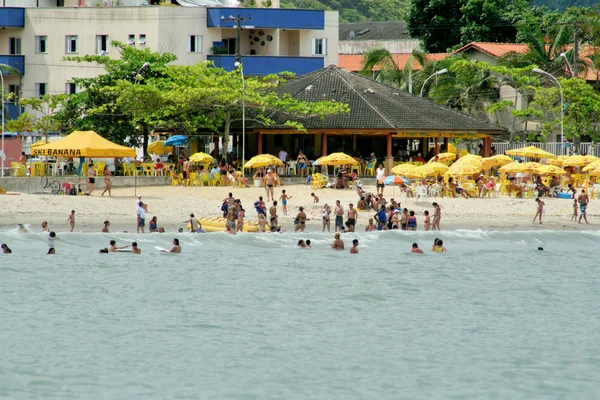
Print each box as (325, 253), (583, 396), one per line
(297, 240), (307, 248)
(432, 239), (447, 253)
(98, 248), (109, 254)
(47, 247), (55, 255)
(1, 243), (12, 254)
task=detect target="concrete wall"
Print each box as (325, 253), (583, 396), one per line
(339, 39), (420, 55)
(0, 175), (170, 193)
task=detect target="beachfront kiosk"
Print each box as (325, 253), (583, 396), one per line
(248, 66), (506, 170)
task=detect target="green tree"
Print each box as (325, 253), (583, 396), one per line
(53, 42), (177, 156)
(111, 63), (348, 156)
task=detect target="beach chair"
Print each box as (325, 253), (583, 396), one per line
(198, 173), (209, 186)
(208, 173), (221, 186)
(415, 185), (428, 199)
(364, 162), (376, 176)
(170, 172), (182, 186)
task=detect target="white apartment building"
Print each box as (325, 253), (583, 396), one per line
(0, 3), (338, 119)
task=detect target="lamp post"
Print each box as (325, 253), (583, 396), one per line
(0, 69), (4, 178)
(234, 61), (246, 176)
(559, 53), (573, 76)
(133, 62), (150, 196)
(533, 68), (564, 155)
(419, 68), (448, 97)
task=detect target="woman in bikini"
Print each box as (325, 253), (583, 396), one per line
(101, 165), (112, 196)
(296, 151), (309, 178)
(322, 204), (331, 232)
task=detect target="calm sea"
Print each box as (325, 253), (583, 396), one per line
(1, 230), (599, 399)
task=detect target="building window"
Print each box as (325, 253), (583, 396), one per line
(96, 35), (109, 54)
(312, 38), (327, 55)
(128, 34), (135, 46)
(36, 83), (48, 97)
(8, 84), (20, 103)
(9, 37), (22, 55)
(222, 38), (236, 55)
(36, 35), (47, 53)
(66, 82), (77, 94)
(65, 35), (78, 53)
(188, 35), (203, 53)
(139, 34), (147, 45)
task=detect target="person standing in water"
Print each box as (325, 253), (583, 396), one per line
(67, 210), (75, 232)
(578, 189), (590, 224)
(331, 233), (344, 250)
(295, 207), (307, 232)
(161, 238), (181, 253)
(184, 214), (197, 232)
(350, 239), (359, 254)
(131, 242), (141, 254)
(533, 198), (544, 225)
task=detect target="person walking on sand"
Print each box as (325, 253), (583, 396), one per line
(350, 239), (359, 254)
(101, 165), (112, 196)
(279, 190), (292, 216)
(265, 169), (276, 201)
(294, 207), (307, 232)
(533, 198), (544, 225)
(375, 163), (386, 196)
(578, 190), (590, 224)
(432, 202), (441, 231)
(334, 200), (344, 232)
(571, 198), (578, 222)
(87, 163), (96, 196)
(67, 210), (75, 232)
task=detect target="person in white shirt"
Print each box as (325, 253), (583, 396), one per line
(375, 163), (386, 195)
(278, 147), (288, 163)
(136, 201), (146, 234)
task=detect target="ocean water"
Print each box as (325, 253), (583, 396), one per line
(0, 230), (599, 399)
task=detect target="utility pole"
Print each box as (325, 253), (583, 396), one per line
(573, 27), (579, 79)
(220, 15), (251, 64)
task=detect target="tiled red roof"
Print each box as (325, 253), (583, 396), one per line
(339, 53), (450, 72)
(453, 42), (529, 57)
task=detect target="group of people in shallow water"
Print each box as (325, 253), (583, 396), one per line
(294, 236), (447, 255)
(97, 238), (181, 254)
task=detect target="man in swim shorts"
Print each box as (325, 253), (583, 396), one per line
(346, 203), (358, 229)
(270, 201), (279, 227)
(578, 189), (589, 224)
(334, 200), (344, 232)
(265, 169), (276, 201)
(137, 201), (146, 234)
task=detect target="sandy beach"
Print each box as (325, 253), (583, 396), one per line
(0, 183), (597, 233)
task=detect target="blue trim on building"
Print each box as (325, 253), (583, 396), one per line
(5, 103), (23, 120)
(0, 8), (25, 28)
(208, 55), (324, 76)
(0, 55), (25, 75)
(207, 8), (324, 30)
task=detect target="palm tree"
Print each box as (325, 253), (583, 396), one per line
(359, 48), (428, 94)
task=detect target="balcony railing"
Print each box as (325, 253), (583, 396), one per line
(492, 142), (600, 157)
(207, 8), (325, 30)
(4, 103), (23, 120)
(0, 55), (25, 75)
(208, 55), (324, 76)
(0, 8), (25, 28)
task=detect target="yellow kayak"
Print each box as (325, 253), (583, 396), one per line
(188, 217), (260, 233)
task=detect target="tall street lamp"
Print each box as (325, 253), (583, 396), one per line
(559, 53), (573, 76)
(533, 68), (564, 155)
(419, 68), (448, 97)
(234, 61), (246, 176)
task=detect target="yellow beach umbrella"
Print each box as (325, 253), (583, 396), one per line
(402, 168), (426, 179)
(562, 155), (599, 167)
(420, 162), (449, 174)
(314, 152), (358, 166)
(430, 152), (456, 163)
(445, 164), (482, 176)
(547, 155), (569, 166)
(244, 154), (283, 169)
(498, 162), (528, 174)
(490, 154), (513, 166)
(391, 163), (416, 176)
(189, 152), (214, 163)
(533, 165), (567, 175)
(588, 167), (600, 177)
(147, 140), (173, 155)
(455, 154), (482, 164)
(582, 160), (600, 172)
(505, 146), (557, 159)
